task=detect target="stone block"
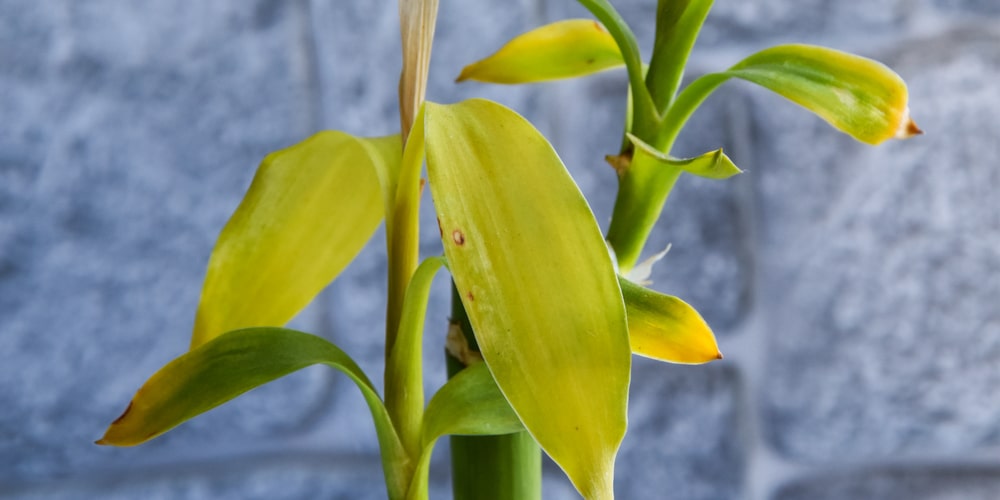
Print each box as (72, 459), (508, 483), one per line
(757, 32), (1000, 460)
(933, 0), (1000, 15)
(5, 455), (449, 499)
(775, 468), (1000, 500)
(615, 361), (743, 499)
(0, 0), (335, 483)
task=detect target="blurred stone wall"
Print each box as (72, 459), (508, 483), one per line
(1, 0), (997, 498)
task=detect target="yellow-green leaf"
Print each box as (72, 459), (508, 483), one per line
(620, 277), (722, 364)
(191, 132), (400, 348)
(456, 19), (623, 84)
(628, 133), (742, 180)
(98, 328), (410, 500)
(661, 44), (919, 148)
(424, 98), (630, 500)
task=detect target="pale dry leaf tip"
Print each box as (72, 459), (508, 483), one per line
(625, 244), (671, 285)
(398, 0), (439, 141)
(446, 321), (484, 366)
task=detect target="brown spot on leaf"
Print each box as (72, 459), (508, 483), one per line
(436, 217), (443, 238)
(452, 230), (465, 245)
(111, 401), (133, 425)
(466, 291), (474, 301)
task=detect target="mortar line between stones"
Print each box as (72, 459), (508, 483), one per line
(0, 448), (385, 497)
(298, 0), (326, 134)
(291, 0), (347, 432)
(718, 89), (801, 500)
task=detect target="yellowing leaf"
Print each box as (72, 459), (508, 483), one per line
(620, 278), (722, 364)
(191, 132), (400, 348)
(456, 19), (623, 84)
(662, 44), (919, 148)
(98, 328), (410, 500)
(424, 99), (630, 500)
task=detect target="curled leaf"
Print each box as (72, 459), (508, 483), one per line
(620, 278), (722, 364)
(98, 328), (410, 499)
(191, 132), (400, 348)
(457, 19), (623, 84)
(424, 99), (630, 500)
(662, 44), (918, 148)
(628, 133), (742, 180)
(385, 256), (447, 458)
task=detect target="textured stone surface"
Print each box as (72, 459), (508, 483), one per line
(2, 0), (999, 498)
(616, 361), (743, 499)
(775, 468), (1000, 500)
(933, 0), (1000, 15)
(5, 455), (448, 500)
(759, 32), (1000, 460)
(0, 0), (331, 484)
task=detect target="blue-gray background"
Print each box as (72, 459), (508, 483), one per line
(2, 0), (998, 498)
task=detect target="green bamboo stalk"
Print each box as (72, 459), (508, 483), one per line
(446, 283), (542, 500)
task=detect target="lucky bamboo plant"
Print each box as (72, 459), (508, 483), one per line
(98, 0), (919, 499)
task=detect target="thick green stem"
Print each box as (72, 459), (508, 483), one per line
(607, 74), (726, 271)
(605, 151), (683, 273)
(446, 283), (542, 500)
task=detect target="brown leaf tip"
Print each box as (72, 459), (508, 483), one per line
(716, 351), (724, 360)
(111, 401), (133, 425)
(895, 108), (923, 139)
(452, 230), (466, 245)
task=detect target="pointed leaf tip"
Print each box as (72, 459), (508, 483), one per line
(895, 108), (923, 139)
(620, 277), (722, 365)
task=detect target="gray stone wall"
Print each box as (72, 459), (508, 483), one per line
(1, 0), (997, 498)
